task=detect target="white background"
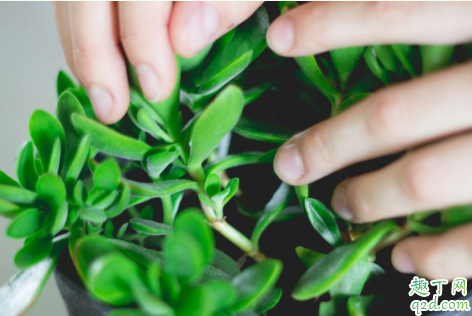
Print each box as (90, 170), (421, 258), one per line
(0, 2), (70, 315)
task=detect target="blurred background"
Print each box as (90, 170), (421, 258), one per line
(0, 2), (68, 315)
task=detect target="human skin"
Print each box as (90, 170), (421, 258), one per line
(55, 1), (472, 280)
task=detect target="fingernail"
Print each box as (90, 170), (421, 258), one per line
(87, 87), (113, 121)
(136, 64), (161, 103)
(186, 3), (220, 53)
(274, 143), (305, 182)
(332, 184), (353, 221)
(393, 249), (415, 274)
(267, 18), (294, 53)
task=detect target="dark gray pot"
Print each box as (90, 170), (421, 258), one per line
(54, 268), (112, 316)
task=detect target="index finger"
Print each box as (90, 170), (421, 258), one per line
(267, 2), (472, 56)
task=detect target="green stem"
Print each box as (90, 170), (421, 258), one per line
(162, 195), (173, 225)
(181, 140), (265, 261)
(201, 200), (266, 262)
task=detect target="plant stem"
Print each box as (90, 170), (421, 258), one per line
(201, 203), (266, 262)
(181, 144), (266, 261)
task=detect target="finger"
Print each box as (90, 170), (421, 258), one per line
(53, 2), (78, 79)
(69, 2), (129, 124)
(119, 2), (175, 103)
(274, 62), (472, 186)
(170, 1), (263, 58)
(392, 222), (472, 279)
(331, 131), (472, 223)
(267, 2), (472, 56)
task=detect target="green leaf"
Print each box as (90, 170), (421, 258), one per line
(146, 151), (178, 179)
(211, 249), (240, 278)
(71, 113), (151, 160)
(87, 252), (145, 305)
(180, 44), (212, 72)
(106, 184), (131, 218)
(234, 116), (297, 144)
(0, 235), (67, 316)
(295, 55), (342, 105)
(15, 235), (53, 269)
(420, 45), (455, 74)
(105, 221), (115, 238)
(48, 139), (62, 174)
(29, 110), (65, 172)
(329, 255), (371, 297)
(305, 198), (343, 247)
(0, 198), (22, 218)
(65, 135), (90, 188)
(7, 209), (45, 239)
(175, 286), (212, 316)
(231, 259), (283, 311)
(16, 141), (39, 191)
(130, 218), (173, 236)
(197, 7), (269, 95)
(174, 209), (215, 265)
(136, 108), (173, 142)
(335, 93), (371, 114)
(51, 202), (68, 235)
(130, 58), (182, 140)
(295, 246), (325, 268)
(125, 179), (199, 197)
(254, 287), (283, 313)
(205, 174), (221, 197)
(330, 47), (365, 89)
(364, 47), (390, 85)
(243, 82), (271, 105)
(392, 44), (421, 77)
(57, 70), (76, 96)
(443, 204), (472, 227)
(36, 174), (66, 212)
(134, 286), (174, 316)
(251, 184), (292, 248)
(203, 280), (237, 312)
(223, 178), (239, 205)
(116, 223), (129, 240)
(292, 221), (398, 300)
(94, 159), (121, 191)
(205, 151), (273, 175)
(80, 207), (107, 224)
(0, 184), (37, 204)
(0, 170), (21, 186)
(188, 85), (244, 171)
(164, 232), (205, 281)
(373, 45), (401, 73)
(56, 91), (87, 176)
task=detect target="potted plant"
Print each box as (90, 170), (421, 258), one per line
(1, 2), (471, 316)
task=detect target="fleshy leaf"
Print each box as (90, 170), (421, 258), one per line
(7, 209), (45, 239)
(231, 259), (283, 311)
(130, 219), (173, 236)
(234, 116), (297, 144)
(188, 85), (244, 171)
(57, 70), (76, 96)
(251, 184), (292, 248)
(125, 179), (199, 197)
(29, 110), (65, 172)
(56, 91), (86, 176)
(94, 159), (121, 191)
(71, 113), (151, 160)
(16, 141), (39, 191)
(292, 221), (398, 300)
(305, 198), (343, 247)
(197, 7), (269, 95)
(330, 47), (365, 90)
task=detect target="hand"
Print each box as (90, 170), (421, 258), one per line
(54, 2), (262, 124)
(268, 2), (472, 279)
